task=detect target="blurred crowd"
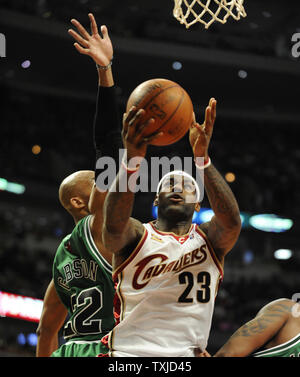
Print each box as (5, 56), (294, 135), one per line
(0, 201), (69, 299)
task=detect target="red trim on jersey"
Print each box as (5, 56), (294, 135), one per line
(195, 225), (224, 281)
(112, 228), (148, 281)
(113, 280), (121, 325)
(149, 221), (194, 244)
(216, 275), (223, 298)
(100, 333), (110, 353)
(108, 274), (124, 355)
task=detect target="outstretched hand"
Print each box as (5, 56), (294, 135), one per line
(68, 13), (113, 66)
(189, 98), (217, 159)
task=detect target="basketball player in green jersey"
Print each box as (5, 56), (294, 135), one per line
(36, 14), (121, 357)
(214, 298), (300, 357)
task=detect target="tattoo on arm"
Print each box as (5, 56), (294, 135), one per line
(204, 164), (240, 220)
(231, 302), (291, 339)
(215, 301), (292, 357)
(203, 164), (241, 254)
(105, 188), (133, 232)
(103, 168), (143, 251)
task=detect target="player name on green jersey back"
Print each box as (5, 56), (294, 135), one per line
(59, 258), (98, 289)
(53, 215), (115, 342)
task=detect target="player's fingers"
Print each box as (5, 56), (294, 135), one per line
(193, 122), (205, 134)
(205, 106), (215, 135)
(68, 29), (89, 47)
(135, 118), (155, 143)
(101, 25), (109, 40)
(196, 350), (211, 357)
(71, 18), (90, 39)
(211, 99), (217, 123)
(122, 113), (129, 134)
(140, 131), (163, 146)
(88, 13), (99, 35)
(208, 98), (216, 123)
(123, 107), (144, 140)
(190, 112), (196, 127)
(128, 109), (145, 125)
(125, 106), (138, 125)
(127, 109), (145, 137)
(73, 42), (89, 55)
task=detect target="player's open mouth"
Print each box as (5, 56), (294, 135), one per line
(168, 193), (184, 202)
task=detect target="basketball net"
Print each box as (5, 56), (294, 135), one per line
(173, 0), (247, 29)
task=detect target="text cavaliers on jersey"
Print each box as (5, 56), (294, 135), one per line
(104, 222), (224, 357)
(132, 245), (208, 290)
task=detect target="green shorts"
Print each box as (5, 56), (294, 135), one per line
(51, 340), (109, 357)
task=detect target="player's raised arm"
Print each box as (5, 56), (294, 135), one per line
(36, 279), (67, 357)
(190, 98), (241, 263)
(68, 13), (114, 86)
(102, 108), (163, 254)
(68, 14), (122, 240)
(214, 299), (294, 357)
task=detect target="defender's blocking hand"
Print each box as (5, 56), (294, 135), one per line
(68, 13), (113, 66)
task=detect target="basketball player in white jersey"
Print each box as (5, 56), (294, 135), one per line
(100, 99), (242, 357)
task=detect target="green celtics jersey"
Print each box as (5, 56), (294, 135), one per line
(53, 215), (115, 343)
(253, 333), (300, 357)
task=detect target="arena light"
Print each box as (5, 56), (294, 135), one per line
(152, 206), (158, 218)
(249, 214), (293, 233)
(17, 332), (38, 347)
(238, 70), (248, 79)
(196, 209), (245, 225)
(17, 333), (26, 345)
(32, 144), (41, 155)
(0, 178), (25, 194)
(243, 250), (254, 264)
(172, 61), (182, 70)
(152, 206), (215, 223)
(262, 11), (272, 18)
(27, 333), (38, 346)
(274, 249), (293, 260)
(225, 172), (236, 182)
(21, 60), (31, 69)
(0, 291), (43, 323)
(152, 206), (245, 226)
(197, 209), (214, 223)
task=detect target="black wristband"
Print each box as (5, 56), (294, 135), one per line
(93, 85), (122, 181)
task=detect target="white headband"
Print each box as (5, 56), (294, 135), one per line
(156, 170), (201, 202)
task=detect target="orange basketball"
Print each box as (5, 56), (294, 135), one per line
(126, 78), (194, 146)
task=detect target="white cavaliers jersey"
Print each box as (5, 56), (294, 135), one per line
(107, 221), (223, 357)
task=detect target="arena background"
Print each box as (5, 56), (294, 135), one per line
(0, 0), (300, 356)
